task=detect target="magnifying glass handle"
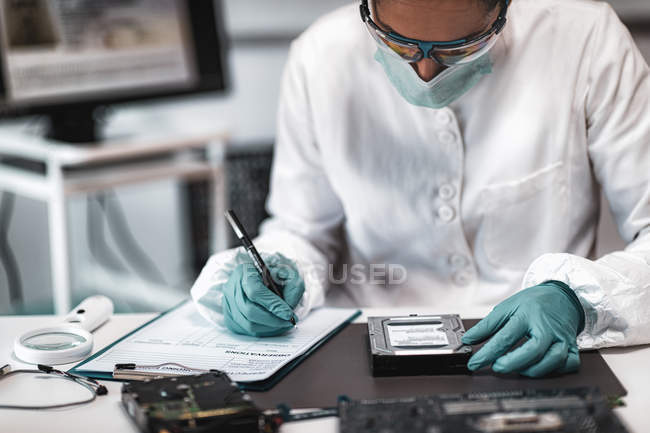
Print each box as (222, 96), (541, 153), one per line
(63, 296), (114, 332)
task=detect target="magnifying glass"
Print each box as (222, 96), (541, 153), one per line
(14, 296), (114, 365)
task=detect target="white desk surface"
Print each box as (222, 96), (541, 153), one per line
(1, 309), (649, 433)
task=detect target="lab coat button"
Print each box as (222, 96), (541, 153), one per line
(436, 111), (452, 125)
(450, 254), (469, 269)
(437, 205), (455, 223)
(438, 131), (457, 145)
(439, 184), (456, 201)
(453, 271), (473, 286)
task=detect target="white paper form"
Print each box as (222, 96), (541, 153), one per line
(77, 301), (358, 382)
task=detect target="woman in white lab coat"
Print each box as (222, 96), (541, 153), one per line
(192, 0), (650, 377)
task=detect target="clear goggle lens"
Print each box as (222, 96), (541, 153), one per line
(365, 20), (422, 62)
(432, 33), (500, 66)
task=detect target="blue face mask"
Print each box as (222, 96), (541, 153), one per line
(374, 49), (493, 109)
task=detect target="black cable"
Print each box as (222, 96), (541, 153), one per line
(87, 194), (128, 273)
(0, 364), (106, 410)
(98, 191), (168, 286)
(0, 192), (22, 305)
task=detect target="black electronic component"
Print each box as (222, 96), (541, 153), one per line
(338, 387), (629, 433)
(121, 372), (275, 433)
(368, 314), (472, 376)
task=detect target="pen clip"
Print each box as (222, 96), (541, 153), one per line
(114, 363), (136, 370)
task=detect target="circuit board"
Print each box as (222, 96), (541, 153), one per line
(339, 387), (628, 433)
(121, 372), (270, 433)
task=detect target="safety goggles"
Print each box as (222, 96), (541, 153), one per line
(360, 0), (510, 66)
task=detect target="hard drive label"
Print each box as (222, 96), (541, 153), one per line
(386, 322), (449, 347)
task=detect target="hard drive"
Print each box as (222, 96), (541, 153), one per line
(121, 372), (270, 433)
(368, 314), (472, 376)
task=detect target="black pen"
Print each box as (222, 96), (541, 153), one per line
(225, 209), (296, 326)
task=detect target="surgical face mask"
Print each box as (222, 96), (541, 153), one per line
(374, 48), (493, 109)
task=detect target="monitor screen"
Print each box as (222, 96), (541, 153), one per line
(0, 0), (227, 116)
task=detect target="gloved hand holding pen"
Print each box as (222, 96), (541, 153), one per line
(222, 253), (304, 337)
(219, 210), (305, 337)
(461, 281), (585, 378)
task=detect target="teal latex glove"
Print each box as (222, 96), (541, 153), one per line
(222, 253), (305, 337)
(461, 281), (585, 378)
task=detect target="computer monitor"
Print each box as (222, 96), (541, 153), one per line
(0, 0), (228, 143)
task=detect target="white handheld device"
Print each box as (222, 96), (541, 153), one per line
(14, 296), (114, 365)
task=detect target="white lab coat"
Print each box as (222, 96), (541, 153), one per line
(191, 0), (650, 349)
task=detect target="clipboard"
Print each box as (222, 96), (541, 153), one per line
(69, 300), (361, 391)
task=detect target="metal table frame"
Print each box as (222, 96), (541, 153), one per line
(0, 127), (229, 313)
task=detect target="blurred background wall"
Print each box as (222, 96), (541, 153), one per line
(1, 0), (648, 314)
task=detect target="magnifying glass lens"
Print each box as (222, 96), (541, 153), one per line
(21, 331), (88, 351)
